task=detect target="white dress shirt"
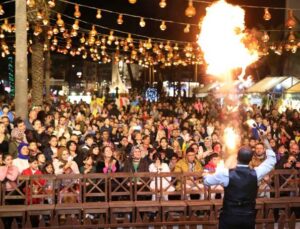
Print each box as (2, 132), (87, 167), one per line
(204, 148), (276, 187)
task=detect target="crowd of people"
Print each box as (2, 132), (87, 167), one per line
(0, 93), (299, 203)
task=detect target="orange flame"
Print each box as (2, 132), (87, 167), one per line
(223, 127), (239, 151)
(197, 0), (259, 78)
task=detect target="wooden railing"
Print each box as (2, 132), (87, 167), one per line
(0, 169), (299, 228)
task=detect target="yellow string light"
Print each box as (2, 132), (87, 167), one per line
(117, 14), (124, 25)
(0, 5), (4, 16)
(185, 0), (196, 17)
(160, 21), (167, 31)
(159, 0), (167, 8)
(263, 8), (271, 21)
(139, 17), (146, 28)
(96, 9), (102, 19)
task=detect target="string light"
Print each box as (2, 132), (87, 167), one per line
(185, 0), (196, 18)
(288, 31), (296, 43)
(72, 19), (79, 30)
(74, 4), (81, 18)
(117, 14), (123, 25)
(261, 31), (269, 43)
(56, 13), (64, 27)
(160, 21), (167, 31)
(0, 5), (4, 16)
(48, 0), (55, 8)
(139, 17), (146, 27)
(184, 24), (190, 33)
(128, 0), (137, 4)
(26, 0), (35, 8)
(36, 10), (44, 20)
(263, 8), (271, 21)
(159, 0), (167, 8)
(286, 10), (296, 29)
(96, 9), (102, 19)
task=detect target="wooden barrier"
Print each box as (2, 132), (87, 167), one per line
(0, 169), (299, 228)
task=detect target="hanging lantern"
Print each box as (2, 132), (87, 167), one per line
(286, 10), (296, 29)
(108, 31), (115, 42)
(74, 4), (81, 18)
(48, 0), (55, 8)
(184, 24), (190, 33)
(261, 31), (269, 43)
(56, 13), (64, 27)
(26, 0), (35, 8)
(263, 8), (271, 21)
(70, 29), (78, 37)
(159, 0), (167, 8)
(128, 0), (137, 4)
(80, 33), (85, 43)
(185, 0), (196, 18)
(288, 31), (296, 43)
(139, 17), (146, 27)
(117, 14), (123, 25)
(90, 25), (97, 37)
(52, 26), (59, 35)
(72, 19), (79, 30)
(42, 18), (49, 26)
(96, 9), (102, 19)
(34, 25), (42, 36)
(0, 5), (5, 15)
(160, 21), (166, 31)
(0, 29), (5, 39)
(126, 34), (133, 43)
(59, 26), (65, 33)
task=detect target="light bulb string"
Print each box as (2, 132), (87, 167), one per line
(49, 17), (190, 47)
(57, 0), (198, 27)
(1, 0), (15, 5)
(50, 9), (193, 44)
(189, 0), (300, 11)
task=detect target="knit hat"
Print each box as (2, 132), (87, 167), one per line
(17, 142), (29, 154)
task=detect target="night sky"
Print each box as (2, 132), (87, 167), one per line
(0, 0), (288, 82)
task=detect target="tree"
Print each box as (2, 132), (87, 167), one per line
(15, 0), (28, 119)
(31, 37), (44, 106)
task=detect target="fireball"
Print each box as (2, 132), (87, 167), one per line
(197, 0), (259, 78)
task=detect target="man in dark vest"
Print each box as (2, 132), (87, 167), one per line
(204, 137), (276, 229)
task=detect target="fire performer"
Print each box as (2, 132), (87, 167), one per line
(204, 134), (276, 229)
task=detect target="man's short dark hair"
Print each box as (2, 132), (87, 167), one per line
(28, 156), (37, 164)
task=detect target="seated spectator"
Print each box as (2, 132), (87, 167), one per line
(149, 153), (174, 200)
(122, 146), (149, 173)
(43, 135), (58, 162)
(169, 153), (179, 172)
(174, 147), (203, 192)
(276, 143), (300, 169)
(204, 153), (221, 173)
(80, 154), (96, 174)
(96, 146), (119, 173)
(113, 148), (126, 171)
(249, 143), (266, 168)
(0, 154), (19, 193)
(36, 152), (46, 170)
(28, 141), (41, 157)
(0, 121), (9, 155)
(13, 142), (30, 174)
(21, 156), (45, 204)
(53, 147), (80, 175)
(9, 128), (26, 159)
(53, 147), (80, 204)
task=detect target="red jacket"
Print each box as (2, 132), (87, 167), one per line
(22, 168), (45, 204)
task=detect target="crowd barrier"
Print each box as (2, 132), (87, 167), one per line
(0, 169), (300, 228)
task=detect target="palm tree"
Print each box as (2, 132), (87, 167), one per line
(31, 36), (44, 106)
(15, 0), (28, 119)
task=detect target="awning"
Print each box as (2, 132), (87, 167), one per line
(196, 82), (220, 94)
(286, 82), (300, 93)
(247, 76), (299, 93)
